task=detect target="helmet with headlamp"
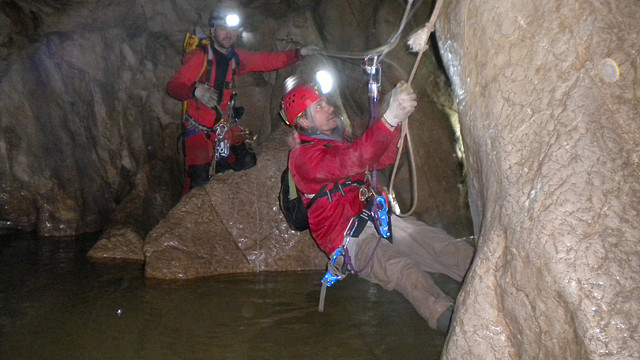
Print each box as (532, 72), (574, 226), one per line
(281, 84), (322, 126)
(209, 7), (242, 28)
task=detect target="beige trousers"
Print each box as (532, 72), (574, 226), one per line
(345, 215), (474, 330)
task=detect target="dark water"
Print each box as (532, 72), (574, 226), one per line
(0, 232), (451, 360)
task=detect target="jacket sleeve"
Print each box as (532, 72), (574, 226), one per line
(167, 49), (207, 101)
(292, 120), (399, 186)
(375, 123), (402, 169)
(235, 48), (299, 76)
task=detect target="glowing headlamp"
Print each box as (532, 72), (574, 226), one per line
(315, 70), (334, 94)
(209, 8), (242, 28)
(225, 14), (240, 27)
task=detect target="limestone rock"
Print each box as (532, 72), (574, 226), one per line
(87, 159), (180, 261)
(143, 128), (327, 279)
(437, 0), (640, 358)
(87, 225), (144, 262)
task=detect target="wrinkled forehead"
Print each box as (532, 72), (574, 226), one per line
(310, 96), (329, 109)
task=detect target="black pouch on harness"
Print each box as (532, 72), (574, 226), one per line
(279, 168), (309, 231)
(279, 166), (366, 232)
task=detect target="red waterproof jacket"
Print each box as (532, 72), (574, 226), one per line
(167, 45), (299, 127)
(288, 120), (402, 255)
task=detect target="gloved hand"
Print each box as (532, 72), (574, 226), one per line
(383, 81), (417, 127)
(300, 45), (321, 56)
(194, 83), (219, 108)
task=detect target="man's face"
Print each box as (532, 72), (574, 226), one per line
(211, 25), (238, 50)
(307, 97), (338, 134)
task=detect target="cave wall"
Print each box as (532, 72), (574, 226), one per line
(437, 0), (640, 358)
(1, 0), (187, 235)
(0, 0), (466, 239)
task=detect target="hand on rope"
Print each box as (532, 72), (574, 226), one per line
(388, 0), (443, 217)
(383, 81), (418, 127)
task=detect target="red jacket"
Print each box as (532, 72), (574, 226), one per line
(167, 46), (299, 127)
(288, 120), (401, 255)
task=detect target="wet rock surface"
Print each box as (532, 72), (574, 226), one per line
(438, 0), (640, 358)
(143, 128), (327, 278)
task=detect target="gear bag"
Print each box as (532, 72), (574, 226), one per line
(279, 168), (309, 231)
(279, 165), (366, 232)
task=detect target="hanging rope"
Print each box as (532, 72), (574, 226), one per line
(387, 0), (444, 217)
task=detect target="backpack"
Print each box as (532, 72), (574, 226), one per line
(279, 167), (310, 231)
(278, 166), (366, 232)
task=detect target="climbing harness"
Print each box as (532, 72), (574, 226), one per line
(318, 185), (393, 312)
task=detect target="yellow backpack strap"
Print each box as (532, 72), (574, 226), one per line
(181, 40), (212, 117)
(183, 32), (199, 53)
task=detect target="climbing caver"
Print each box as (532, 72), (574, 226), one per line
(167, 5), (318, 194)
(281, 80), (475, 333)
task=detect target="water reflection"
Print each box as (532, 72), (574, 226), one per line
(1, 232), (450, 359)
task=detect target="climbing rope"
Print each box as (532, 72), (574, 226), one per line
(388, 0), (444, 217)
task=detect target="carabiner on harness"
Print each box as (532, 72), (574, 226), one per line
(214, 123), (230, 160)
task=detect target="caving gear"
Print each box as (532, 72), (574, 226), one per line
(318, 246), (347, 312)
(322, 247), (347, 287)
(279, 167), (309, 231)
(364, 55), (381, 127)
(317, 192), (393, 312)
(281, 84), (322, 126)
(168, 28), (300, 194)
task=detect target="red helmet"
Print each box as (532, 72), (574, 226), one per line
(281, 84), (322, 126)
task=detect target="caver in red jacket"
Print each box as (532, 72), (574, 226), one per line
(288, 120), (402, 255)
(167, 44), (301, 193)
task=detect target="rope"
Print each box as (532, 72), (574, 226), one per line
(388, 0), (443, 217)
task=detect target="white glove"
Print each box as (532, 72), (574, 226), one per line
(194, 83), (219, 108)
(383, 81), (417, 127)
(300, 45), (321, 56)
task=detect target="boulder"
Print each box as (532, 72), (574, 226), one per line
(143, 128), (327, 279)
